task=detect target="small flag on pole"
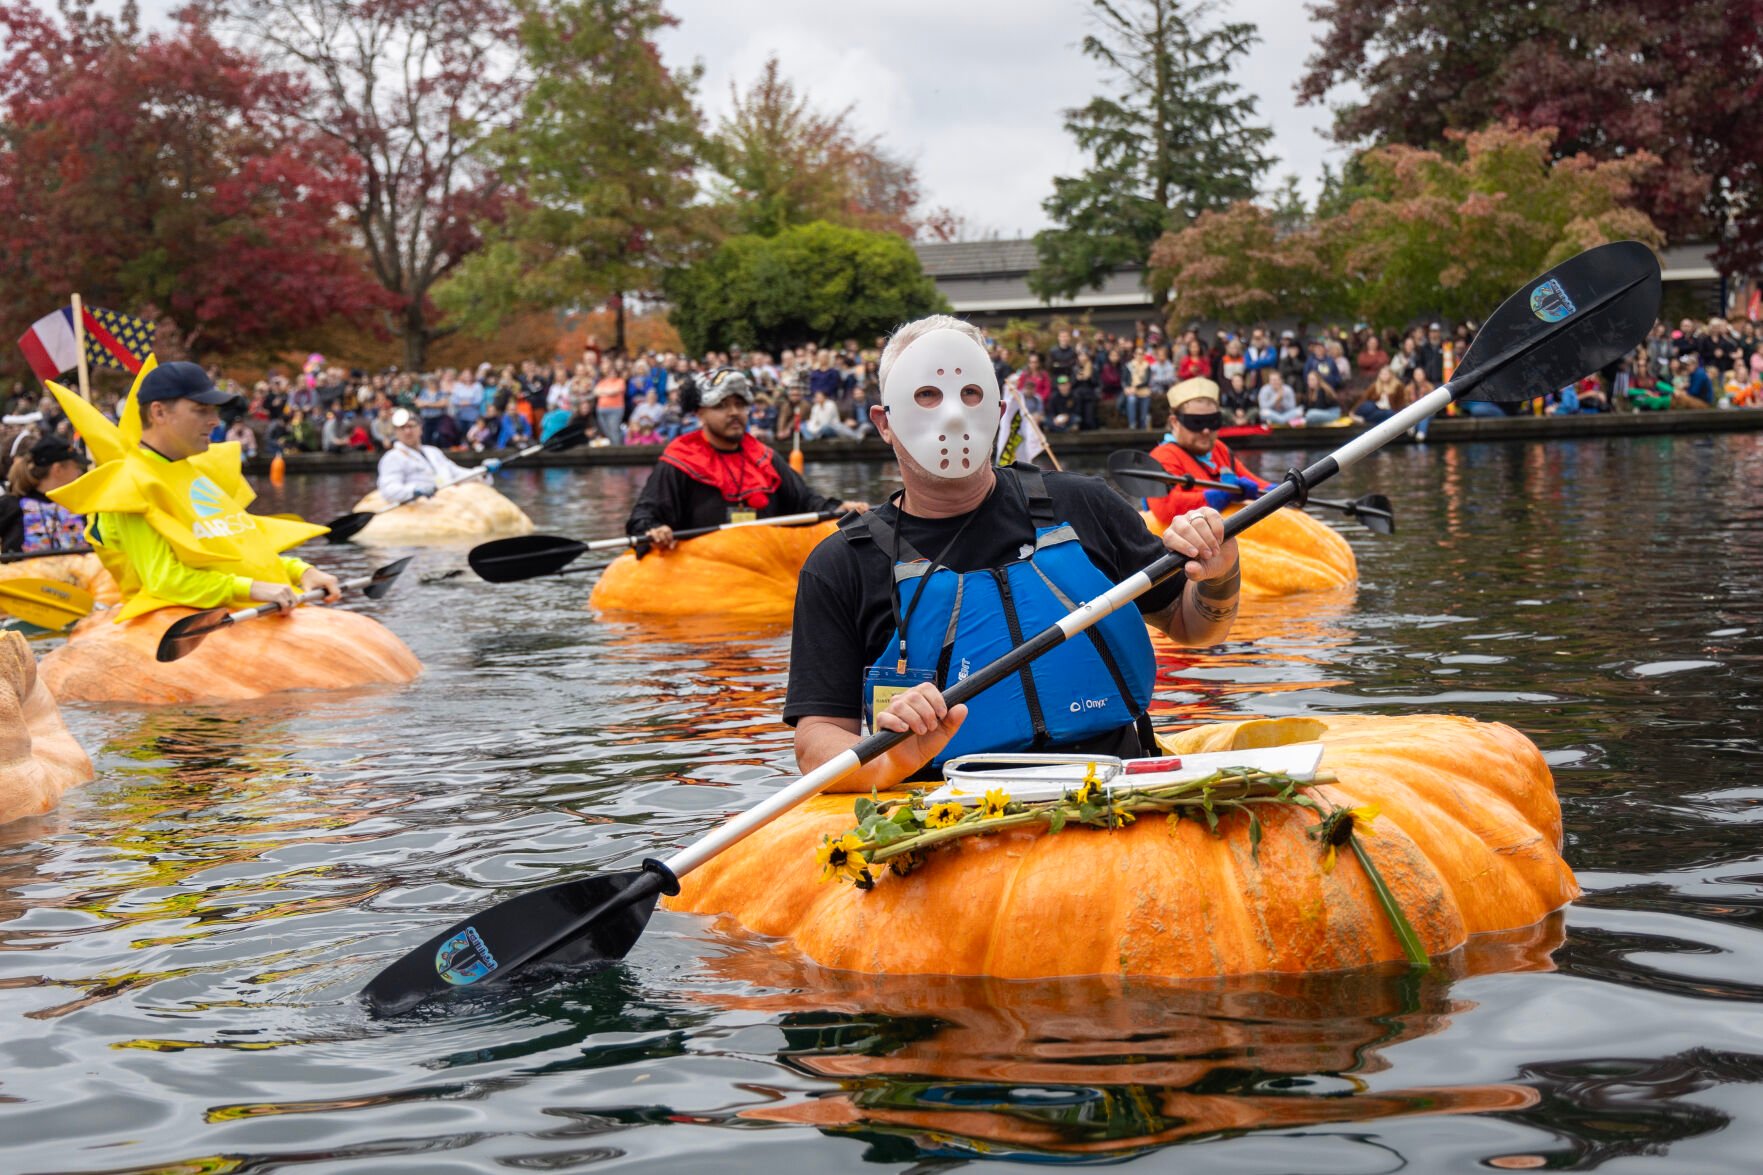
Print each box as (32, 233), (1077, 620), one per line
(17, 309), (79, 382)
(15, 303), (154, 382)
(996, 375), (1060, 468)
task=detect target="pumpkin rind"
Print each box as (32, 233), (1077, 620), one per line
(589, 521), (838, 620)
(348, 481), (534, 545)
(39, 606), (422, 705)
(666, 713), (1578, 978)
(0, 630), (93, 825)
(1142, 505), (1356, 598)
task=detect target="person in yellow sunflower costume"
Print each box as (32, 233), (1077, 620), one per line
(46, 359), (339, 620)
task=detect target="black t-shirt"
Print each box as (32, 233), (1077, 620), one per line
(625, 448), (841, 534)
(784, 467), (1185, 727)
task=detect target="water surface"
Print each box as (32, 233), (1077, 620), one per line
(3, 434), (1761, 1172)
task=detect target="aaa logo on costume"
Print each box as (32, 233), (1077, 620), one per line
(188, 476), (226, 518)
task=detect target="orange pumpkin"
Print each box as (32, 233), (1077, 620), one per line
(666, 713), (1578, 978)
(701, 925), (1556, 1156)
(0, 631), (93, 825)
(0, 552), (120, 607)
(1142, 505), (1356, 598)
(40, 606), (422, 705)
(348, 481), (533, 545)
(589, 521), (838, 620)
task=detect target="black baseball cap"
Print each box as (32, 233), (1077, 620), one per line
(30, 436), (83, 467)
(136, 362), (237, 406)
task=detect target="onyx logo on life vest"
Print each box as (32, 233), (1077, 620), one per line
(1069, 697), (1109, 713)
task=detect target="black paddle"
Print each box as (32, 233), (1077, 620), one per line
(322, 424), (586, 543)
(1106, 450), (1397, 536)
(155, 557), (413, 663)
(360, 241), (1661, 1017)
(467, 510), (843, 583)
(0, 546), (95, 564)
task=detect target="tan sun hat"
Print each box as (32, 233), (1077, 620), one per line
(1167, 377), (1221, 411)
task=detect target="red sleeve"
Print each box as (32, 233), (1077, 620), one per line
(1146, 444), (1209, 525)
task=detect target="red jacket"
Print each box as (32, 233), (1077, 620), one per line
(1177, 354), (1212, 381)
(1145, 440), (1273, 525)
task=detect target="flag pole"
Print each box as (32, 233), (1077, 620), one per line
(1025, 398), (1063, 470)
(70, 293), (91, 402)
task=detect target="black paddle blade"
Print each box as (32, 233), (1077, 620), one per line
(155, 607), (231, 663)
(361, 869), (662, 1017)
(1453, 240), (1662, 404)
(468, 534), (590, 583)
(363, 556), (415, 599)
(1107, 450), (1179, 500)
(541, 421), (588, 452)
(1347, 493), (1396, 535)
(323, 512), (376, 543)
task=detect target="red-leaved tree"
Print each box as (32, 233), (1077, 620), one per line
(0, 0), (385, 368)
(201, 0), (530, 369)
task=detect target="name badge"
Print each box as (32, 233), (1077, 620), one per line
(729, 509), (758, 524)
(863, 665), (939, 732)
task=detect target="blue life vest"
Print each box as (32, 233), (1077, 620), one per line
(848, 465), (1157, 769)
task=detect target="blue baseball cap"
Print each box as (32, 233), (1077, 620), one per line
(136, 362), (237, 406)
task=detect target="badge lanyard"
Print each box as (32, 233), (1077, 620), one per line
(886, 481), (992, 671)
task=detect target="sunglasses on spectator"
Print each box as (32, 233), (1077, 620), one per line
(1176, 411), (1223, 432)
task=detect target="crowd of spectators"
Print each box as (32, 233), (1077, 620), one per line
(3, 314), (1758, 467)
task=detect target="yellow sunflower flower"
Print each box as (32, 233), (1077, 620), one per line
(980, 787), (1012, 819)
(816, 831), (869, 884)
(1072, 763), (1103, 806)
(926, 801), (964, 829)
(1321, 804), (1382, 873)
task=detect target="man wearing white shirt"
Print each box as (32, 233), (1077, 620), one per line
(376, 409), (497, 503)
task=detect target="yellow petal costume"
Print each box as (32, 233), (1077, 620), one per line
(44, 359), (328, 621)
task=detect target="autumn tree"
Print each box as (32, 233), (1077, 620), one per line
(204, 0), (529, 369)
(1299, 0), (1763, 269)
(664, 221), (946, 354)
(1149, 124), (1662, 328)
(1032, 0), (1273, 301)
(436, 0), (704, 353)
(0, 0), (382, 370)
(704, 56), (921, 240)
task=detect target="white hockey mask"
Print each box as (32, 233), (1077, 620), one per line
(881, 329), (1001, 479)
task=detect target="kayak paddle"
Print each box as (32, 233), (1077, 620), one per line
(154, 557), (414, 663)
(360, 240), (1661, 1016)
(0, 546), (95, 564)
(0, 577), (97, 630)
(467, 509), (843, 583)
(322, 423), (586, 543)
(1107, 450), (1397, 535)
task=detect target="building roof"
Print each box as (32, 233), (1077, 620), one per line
(915, 237), (1152, 316)
(913, 238), (1044, 278)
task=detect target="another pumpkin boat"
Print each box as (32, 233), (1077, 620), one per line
(590, 520), (838, 621)
(347, 481), (533, 545)
(40, 606), (422, 706)
(0, 552), (120, 608)
(0, 630), (93, 826)
(1141, 505), (1356, 598)
(667, 713), (1578, 979)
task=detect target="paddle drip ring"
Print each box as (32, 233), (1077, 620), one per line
(1282, 468), (1312, 508)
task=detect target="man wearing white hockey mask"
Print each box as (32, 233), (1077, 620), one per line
(784, 314), (1240, 788)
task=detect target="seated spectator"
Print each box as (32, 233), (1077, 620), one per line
(321, 409), (350, 453)
(1299, 369), (1343, 427)
(1219, 373), (1257, 426)
(1257, 370), (1302, 426)
(466, 410), (497, 450)
(225, 419), (258, 457)
(746, 393), (777, 442)
(1177, 338), (1211, 381)
(1045, 375), (1075, 432)
(496, 407), (533, 449)
(1352, 366), (1402, 425)
(1681, 352), (1714, 405)
(625, 416), (665, 445)
(802, 388), (861, 441)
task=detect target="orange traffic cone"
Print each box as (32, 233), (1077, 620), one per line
(789, 425), (805, 474)
(269, 451), (286, 485)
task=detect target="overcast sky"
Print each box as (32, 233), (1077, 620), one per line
(657, 0), (1351, 238)
(126, 0), (1349, 238)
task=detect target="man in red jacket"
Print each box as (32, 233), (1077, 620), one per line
(1146, 378), (1274, 526)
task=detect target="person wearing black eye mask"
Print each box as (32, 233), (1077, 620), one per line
(1144, 378), (1274, 527)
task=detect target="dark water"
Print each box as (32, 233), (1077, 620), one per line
(3, 434), (1762, 1173)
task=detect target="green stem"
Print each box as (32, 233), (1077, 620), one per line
(1349, 833), (1431, 972)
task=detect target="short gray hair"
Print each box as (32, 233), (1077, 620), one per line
(878, 315), (987, 394)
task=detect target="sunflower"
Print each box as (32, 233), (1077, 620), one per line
(926, 801), (964, 829)
(980, 787), (1012, 819)
(816, 831), (869, 883)
(1072, 763), (1103, 806)
(1321, 803), (1381, 873)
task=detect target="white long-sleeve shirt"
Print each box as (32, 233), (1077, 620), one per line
(376, 442), (475, 504)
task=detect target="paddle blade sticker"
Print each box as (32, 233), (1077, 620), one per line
(1529, 278), (1576, 323)
(436, 925), (499, 986)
